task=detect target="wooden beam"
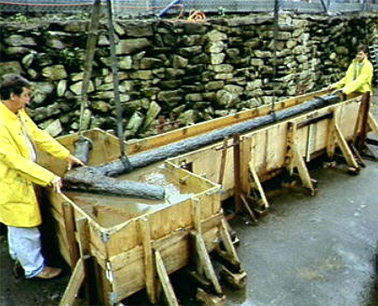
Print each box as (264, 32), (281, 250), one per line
(59, 258), (85, 306)
(334, 123), (360, 171)
(219, 265), (247, 290)
(155, 251), (179, 306)
(248, 161), (269, 209)
(326, 112), (337, 160)
(62, 202), (79, 269)
(193, 231), (223, 295)
(139, 217), (157, 304)
(368, 112), (378, 136)
(233, 134), (242, 213)
(218, 137), (228, 185)
(218, 218), (241, 268)
(291, 143), (316, 195)
(192, 198), (202, 234)
(196, 288), (227, 306)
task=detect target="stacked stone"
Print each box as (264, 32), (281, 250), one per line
(0, 13), (377, 139)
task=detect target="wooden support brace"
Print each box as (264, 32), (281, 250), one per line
(240, 194), (258, 224)
(196, 288), (227, 306)
(218, 218), (241, 268)
(219, 265), (247, 290)
(59, 258), (85, 306)
(334, 123), (360, 171)
(139, 217), (157, 304)
(193, 231), (223, 295)
(368, 112), (378, 137)
(62, 202), (79, 269)
(248, 161), (269, 210)
(155, 250), (179, 306)
(291, 143), (316, 195)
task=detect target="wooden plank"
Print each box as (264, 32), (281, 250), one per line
(62, 202), (79, 269)
(334, 123), (359, 170)
(193, 231), (222, 295)
(291, 142), (316, 195)
(139, 216), (157, 304)
(248, 161), (269, 209)
(192, 198), (202, 233)
(219, 218), (241, 267)
(218, 137), (228, 185)
(155, 250), (179, 306)
(59, 258), (85, 306)
(368, 112), (378, 136)
(196, 288), (227, 306)
(240, 137), (252, 195)
(219, 266), (247, 290)
(233, 134), (242, 213)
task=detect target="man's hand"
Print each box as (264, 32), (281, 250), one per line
(50, 176), (62, 193)
(67, 154), (85, 171)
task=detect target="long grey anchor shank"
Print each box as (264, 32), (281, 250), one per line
(64, 94), (340, 197)
(63, 167), (165, 200)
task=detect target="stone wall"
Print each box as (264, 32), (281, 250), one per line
(0, 13), (377, 138)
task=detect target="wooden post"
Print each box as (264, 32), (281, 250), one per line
(327, 110), (337, 160)
(155, 251), (179, 306)
(368, 112), (378, 137)
(354, 92), (371, 151)
(286, 122), (316, 195)
(59, 258), (85, 306)
(62, 202), (79, 269)
(334, 122), (360, 172)
(248, 161), (269, 210)
(193, 231), (223, 295)
(139, 217), (157, 304)
(291, 143), (316, 195)
(192, 198), (202, 234)
(240, 136), (252, 196)
(218, 218), (241, 268)
(233, 134), (242, 213)
(218, 137), (228, 185)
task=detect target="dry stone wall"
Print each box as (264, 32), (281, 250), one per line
(0, 13), (377, 139)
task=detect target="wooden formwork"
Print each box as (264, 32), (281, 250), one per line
(39, 129), (244, 306)
(39, 89), (377, 305)
(165, 92), (377, 211)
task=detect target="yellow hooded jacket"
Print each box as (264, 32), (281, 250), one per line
(0, 102), (70, 227)
(333, 57), (373, 95)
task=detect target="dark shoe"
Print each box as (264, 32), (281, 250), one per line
(34, 266), (62, 280)
(12, 260), (24, 279)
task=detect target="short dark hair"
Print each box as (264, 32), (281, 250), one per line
(356, 44), (368, 54)
(0, 74), (31, 100)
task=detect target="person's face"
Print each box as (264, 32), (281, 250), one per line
(10, 87), (31, 112)
(356, 51), (367, 63)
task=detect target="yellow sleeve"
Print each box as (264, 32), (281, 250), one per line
(21, 111), (71, 160)
(0, 125), (55, 187)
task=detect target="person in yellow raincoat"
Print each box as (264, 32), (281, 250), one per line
(328, 44), (373, 95)
(0, 74), (84, 279)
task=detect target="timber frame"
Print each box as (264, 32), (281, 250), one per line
(38, 89), (377, 305)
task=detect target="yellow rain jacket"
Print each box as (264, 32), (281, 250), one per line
(0, 102), (70, 227)
(333, 57), (373, 95)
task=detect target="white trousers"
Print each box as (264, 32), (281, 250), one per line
(7, 226), (44, 278)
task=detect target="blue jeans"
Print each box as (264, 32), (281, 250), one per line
(7, 226), (44, 278)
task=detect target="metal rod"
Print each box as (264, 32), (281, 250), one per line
(105, 0), (132, 170)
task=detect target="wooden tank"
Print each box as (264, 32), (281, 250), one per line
(38, 89), (377, 305)
(39, 129), (243, 306)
